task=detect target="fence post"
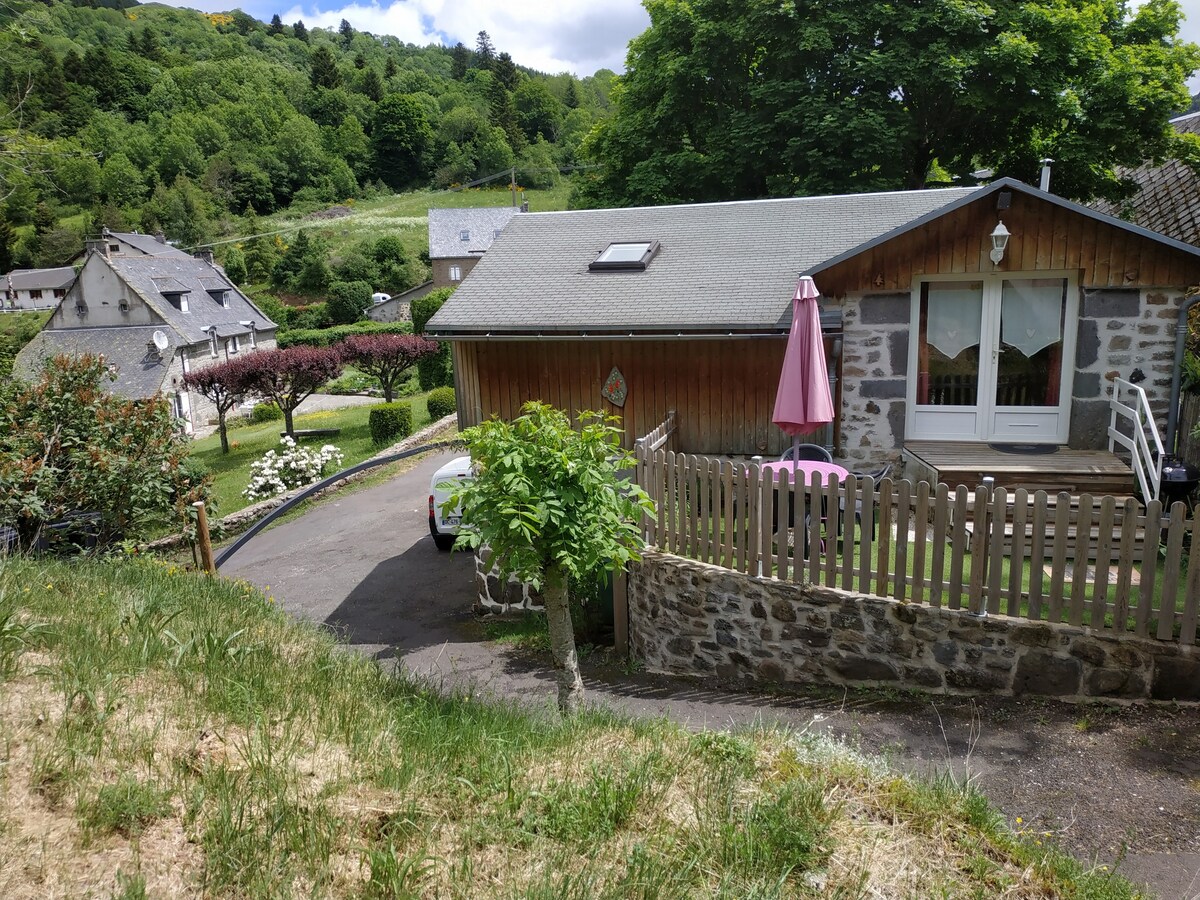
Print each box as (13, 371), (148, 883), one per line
(193, 501), (216, 575)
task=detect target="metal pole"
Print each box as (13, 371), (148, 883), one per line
(511, 167), (517, 207)
(193, 501), (215, 575)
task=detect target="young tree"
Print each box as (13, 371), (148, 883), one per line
(448, 403), (653, 713)
(240, 346), (343, 436)
(339, 333), (439, 402)
(293, 20), (309, 43)
(222, 245), (248, 286)
(310, 45), (343, 90)
(450, 42), (470, 80)
(384, 56), (398, 79)
(183, 355), (251, 455)
(339, 18), (355, 48)
(268, 14), (285, 35)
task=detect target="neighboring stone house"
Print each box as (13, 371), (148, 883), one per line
(2, 267), (75, 310)
(80, 228), (194, 260)
(15, 245), (276, 435)
(428, 206), (520, 287)
(429, 178), (1200, 476)
(365, 280), (435, 324)
(1089, 111), (1200, 248)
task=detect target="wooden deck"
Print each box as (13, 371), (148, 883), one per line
(902, 441), (1135, 495)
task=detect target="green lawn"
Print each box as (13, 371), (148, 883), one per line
(192, 392), (438, 517)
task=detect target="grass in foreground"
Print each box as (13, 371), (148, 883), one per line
(192, 392), (437, 517)
(0, 556), (1147, 898)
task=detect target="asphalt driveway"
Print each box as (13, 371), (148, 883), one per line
(221, 449), (1200, 899)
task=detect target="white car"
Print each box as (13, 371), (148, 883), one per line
(371, 291), (391, 305)
(428, 455), (471, 550)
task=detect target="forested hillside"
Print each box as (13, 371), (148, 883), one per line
(0, 0), (612, 274)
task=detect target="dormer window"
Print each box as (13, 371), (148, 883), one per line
(460, 229), (470, 241)
(589, 241), (660, 271)
(208, 289), (230, 308)
(164, 292), (189, 312)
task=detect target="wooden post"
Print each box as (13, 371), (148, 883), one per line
(193, 501), (216, 575)
(613, 569), (629, 656)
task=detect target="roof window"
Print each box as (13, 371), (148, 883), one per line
(460, 229), (470, 241)
(589, 241), (659, 271)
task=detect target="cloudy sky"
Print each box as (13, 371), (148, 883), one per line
(154, 0), (1199, 90)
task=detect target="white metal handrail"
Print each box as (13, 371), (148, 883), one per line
(1108, 378), (1164, 500)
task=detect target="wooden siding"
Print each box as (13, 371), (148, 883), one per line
(453, 337), (842, 456)
(816, 189), (1200, 296)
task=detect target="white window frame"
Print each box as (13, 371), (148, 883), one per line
(209, 331), (219, 357)
(229, 335), (240, 354)
(449, 265), (462, 282)
(180, 351), (190, 374)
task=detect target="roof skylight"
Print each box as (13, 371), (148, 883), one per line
(589, 241), (659, 271)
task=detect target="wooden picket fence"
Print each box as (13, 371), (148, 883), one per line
(634, 446), (1200, 647)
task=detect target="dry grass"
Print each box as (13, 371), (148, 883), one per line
(0, 557), (1146, 899)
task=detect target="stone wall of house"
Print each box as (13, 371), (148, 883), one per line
(1069, 287), (1184, 449)
(179, 335), (277, 434)
(836, 285), (1189, 470)
(432, 257), (479, 289)
(838, 291), (911, 471)
(628, 550), (1200, 703)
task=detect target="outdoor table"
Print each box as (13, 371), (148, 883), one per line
(758, 459), (851, 538)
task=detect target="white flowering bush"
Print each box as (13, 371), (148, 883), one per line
(243, 436), (346, 501)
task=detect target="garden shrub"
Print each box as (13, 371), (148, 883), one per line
(411, 286), (454, 334)
(426, 386), (456, 419)
(368, 402), (413, 446)
(417, 345), (453, 390)
(243, 436), (345, 500)
(250, 401), (283, 423)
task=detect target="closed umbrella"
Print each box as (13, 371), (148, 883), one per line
(772, 275), (835, 472)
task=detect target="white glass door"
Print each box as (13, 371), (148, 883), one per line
(908, 273), (1076, 443)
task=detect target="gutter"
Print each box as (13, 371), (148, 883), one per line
(1166, 292), (1200, 456)
(426, 331), (792, 341)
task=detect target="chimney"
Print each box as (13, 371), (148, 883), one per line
(155, 231), (166, 244)
(195, 248), (215, 265)
(1039, 158), (1053, 193)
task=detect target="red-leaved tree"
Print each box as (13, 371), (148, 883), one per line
(240, 346), (343, 436)
(338, 333), (439, 403)
(182, 355), (253, 454)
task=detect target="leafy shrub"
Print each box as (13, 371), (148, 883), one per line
(326, 279), (373, 325)
(277, 321), (412, 348)
(323, 369), (379, 395)
(368, 403), (413, 446)
(410, 286), (454, 334)
(243, 436), (345, 500)
(0, 354), (210, 550)
(426, 386), (456, 419)
(339, 333), (438, 402)
(250, 401), (283, 422)
(417, 346), (453, 390)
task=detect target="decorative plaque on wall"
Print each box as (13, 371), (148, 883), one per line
(601, 366), (627, 407)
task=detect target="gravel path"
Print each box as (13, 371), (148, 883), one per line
(221, 450), (1200, 900)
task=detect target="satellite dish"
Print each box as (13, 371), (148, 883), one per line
(152, 330), (170, 352)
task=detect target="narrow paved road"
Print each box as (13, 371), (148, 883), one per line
(222, 450), (1200, 899)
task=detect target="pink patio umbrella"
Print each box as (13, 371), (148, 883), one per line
(772, 275), (835, 473)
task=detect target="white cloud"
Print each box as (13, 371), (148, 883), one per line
(276, 0), (649, 76)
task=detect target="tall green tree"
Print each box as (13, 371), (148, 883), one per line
(0, 216), (16, 274)
(448, 403), (653, 713)
(309, 45), (342, 90)
(474, 31), (496, 69)
(268, 15), (285, 36)
(372, 94), (432, 189)
(339, 18), (355, 49)
(293, 20), (309, 43)
(493, 52), (519, 92)
(578, 0), (1200, 207)
(450, 42), (470, 80)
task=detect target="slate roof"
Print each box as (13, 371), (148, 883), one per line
(1088, 113), (1200, 247)
(428, 207), (519, 259)
(5, 267), (75, 291)
(108, 231), (192, 258)
(427, 186), (982, 335)
(14, 326), (174, 399)
(104, 255), (276, 346)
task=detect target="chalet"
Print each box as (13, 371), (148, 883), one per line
(15, 244), (276, 434)
(427, 178), (1200, 496)
(2, 267), (75, 310)
(428, 206), (519, 288)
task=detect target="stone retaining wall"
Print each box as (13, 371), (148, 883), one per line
(628, 550), (1200, 703)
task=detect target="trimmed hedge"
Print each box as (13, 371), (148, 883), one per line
(426, 386), (456, 420)
(250, 401), (283, 423)
(411, 286), (454, 334)
(368, 402), (413, 446)
(277, 321), (413, 349)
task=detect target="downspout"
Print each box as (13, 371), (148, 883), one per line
(1165, 291), (1200, 456)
